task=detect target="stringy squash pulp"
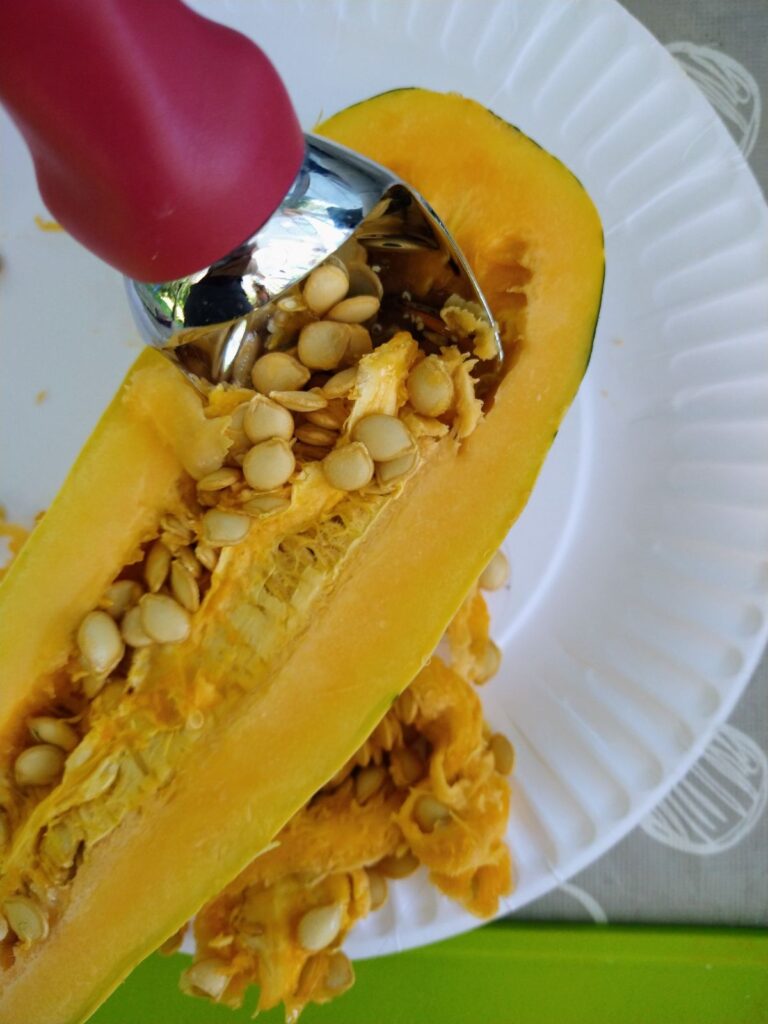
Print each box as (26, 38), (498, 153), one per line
(0, 88), (603, 1023)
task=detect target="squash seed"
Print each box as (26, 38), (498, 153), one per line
(176, 545), (202, 578)
(139, 594), (191, 645)
(413, 795), (451, 832)
(407, 355), (455, 417)
(344, 324), (373, 364)
(376, 448), (417, 486)
(195, 543), (219, 571)
(325, 951), (354, 992)
(297, 903), (344, 952)
(376, 851), (419, 879)
(121, 606), (154, 648)
(242, 438), (295, 491)
(0, 809), (10, 849)
(478, 549), (510, 591)
(269, 388), (328, 413)
(347, 261), (383, 300)
(28, 716), (79, 752)
(143, 539), (172, 593)
(321, 443), (374, 491)
(241, 494), (291, 517)
(77, 610), (125, 676)
(183, 958), (231, 1000)
(305, 406), (346, 430)
(327, 294), (380, 323)
(40, 819), (81, 870)
(160, 513), (194, 544)
(392, 747), (424, 785)
(351, 414), (413, 463)
(298, 320), (350, 371)
(170, 560), (201, 613)
(295, 424), (336, 447)
(322, 366), (357, 399)
(101, 579), (142, 619)
(0, 912), (8, 942)
(366, 869), (388, 911)
(201, 509), (250, 547)
(14, 744), (66, 787)
(251, 352), (310, 394)
(196, 467), (242, 492)
(477, 640), (501, 683)
(489, 733), (514, 775)
(243, 394), (294, 444)
(303, 262), (349, 316)
(354, 765), (387, 804)
(3, 896), (48, 944)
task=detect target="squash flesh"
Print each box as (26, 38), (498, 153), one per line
(0, 88), (603, 1022)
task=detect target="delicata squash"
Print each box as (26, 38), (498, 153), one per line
(0, 88), (603, 1022)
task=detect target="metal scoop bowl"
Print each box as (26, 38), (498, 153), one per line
(126, 135), (503, 390)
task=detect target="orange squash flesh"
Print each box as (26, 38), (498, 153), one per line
(0, 89), (603, 1022)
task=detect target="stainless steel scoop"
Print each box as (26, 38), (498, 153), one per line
(126, 135), (502, 388)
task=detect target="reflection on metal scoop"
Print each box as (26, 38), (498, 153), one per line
(127, 136), (502, 389)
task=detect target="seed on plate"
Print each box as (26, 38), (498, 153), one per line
(170, 560), (201, 613)
(242, 438), (295, 491)
(251, 351), (310, 394)
(101, 579), (142, 619)
(376, 851), (419, 879)
(298, 320), (350, 370)
(297, 903), (344, 952)
(195, 542), (219, 571)
(321, 443), (374, 491)
(196, 467), (242, 492)
(407, 355), (455, 417)
(413, 795), (451, 832)
(366, 870), (388, 911)
(327, 294), (380, 323)
(478, 549), (510, 591)
(28, 716), (79, 752)
(477, 640), (501, 683)
(322, 367), (357, 399)
(303, 262), (349, 316)
(201, 509), (251, 547)
(295, 424), (337, 447)
(376, 448), (417, 486)
(77, 610), (125, 676)
(3, 896), (48, 945)
(183, 958), (231, 1000)
(143, 539), (172, 593)
(351, 414), (413, 463)
(269, 388), (328, 413)
(121, 606), (154, 648)
(344, 324), (373, 364)
(489, 733), (514, 775)
(325, 951), (354, 992)
(354, 765), (387, 804)
(14, 744), (66, 787)
(139, 594), (191, 645)
(243, 394), (294, 444)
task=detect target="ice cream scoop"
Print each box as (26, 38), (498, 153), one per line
(0, 0), (501, 384)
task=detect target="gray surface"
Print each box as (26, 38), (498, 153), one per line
(516, 0), (768, 929)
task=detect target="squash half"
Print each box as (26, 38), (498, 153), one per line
(0, 89), (603, 1022)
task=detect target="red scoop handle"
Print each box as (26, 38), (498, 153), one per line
(0, 0), (304, 281)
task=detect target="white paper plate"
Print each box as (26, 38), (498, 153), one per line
(1, 0), (767, 962)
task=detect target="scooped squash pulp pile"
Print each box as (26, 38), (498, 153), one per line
(0, 89), (603, 1023)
